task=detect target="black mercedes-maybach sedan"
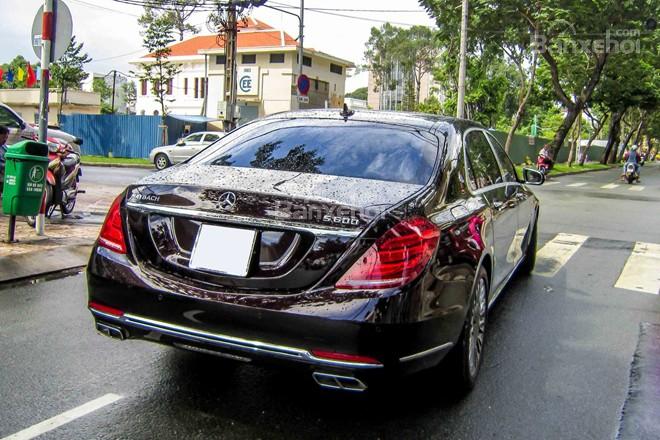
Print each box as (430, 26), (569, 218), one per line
(88, 109), (544, 393)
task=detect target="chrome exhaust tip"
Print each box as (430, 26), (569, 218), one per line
(312, 372), (367, 392)
(96, 322), (126, 340)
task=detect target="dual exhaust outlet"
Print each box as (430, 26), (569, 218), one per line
(95, 321), (368, 392)
(96, 322), (126, 340)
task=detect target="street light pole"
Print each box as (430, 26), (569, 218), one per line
(456, 0), (468, 119)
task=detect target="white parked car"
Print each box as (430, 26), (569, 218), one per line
(149, 131), (225, 170)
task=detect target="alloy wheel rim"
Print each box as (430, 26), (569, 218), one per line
(156, 156), (167, 169)
(468, 277), (487, 377)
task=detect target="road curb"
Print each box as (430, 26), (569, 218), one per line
(81, 162), (153, 170)
(548, 165), (617, 178)
(0, 244), (93, 284)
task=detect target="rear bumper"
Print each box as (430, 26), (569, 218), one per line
(87, 246), (461, 379)
(90, 308), (387, 371)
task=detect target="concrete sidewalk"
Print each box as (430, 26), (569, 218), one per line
(0, 184), (114, 284)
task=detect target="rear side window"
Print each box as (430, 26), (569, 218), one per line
(486, 133), (518, 183)
(186, 134), (203, 142)
(194, 121), (440, 185)
(204, 134), (221, 142)
(465, 130), (503, 189)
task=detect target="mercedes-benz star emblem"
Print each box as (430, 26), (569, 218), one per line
(217, 192), (237, 210)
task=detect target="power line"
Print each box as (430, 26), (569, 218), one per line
(268, 1), (427, 13)
(69, 0), (141, 16)
(88, 48), (145, 63)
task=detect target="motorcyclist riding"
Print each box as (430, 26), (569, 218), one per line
(622, 145), (641, 182)
(537, 143), (554, 175)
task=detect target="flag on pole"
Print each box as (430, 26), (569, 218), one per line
(0, 68), (4, 82)
(6, 70), (14, 83)
(16, 66), (25, 82)
(26, 63), (37, 87)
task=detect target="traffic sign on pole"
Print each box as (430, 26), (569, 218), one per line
(297, 74), (310, 96)
(31, 0), (73, 62)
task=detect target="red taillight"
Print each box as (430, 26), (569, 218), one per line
(98, 194), (127, 254)
(336, 217), (440, 290)
(88, 301), (124, 317)
(310, 349), (381, 365)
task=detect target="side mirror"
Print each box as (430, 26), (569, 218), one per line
(522, 167), (545, 185)
(177, 141), (186, 146)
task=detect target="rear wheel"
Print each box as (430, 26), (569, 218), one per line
(154, 153), (171, 170)
(446, 266), (488, 393)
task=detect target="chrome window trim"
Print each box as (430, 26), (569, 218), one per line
(462, 127), (508, 194)
(90, 309), (384, 370)
(126, 202), (361, 238)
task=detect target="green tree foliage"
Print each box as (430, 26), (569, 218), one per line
(364, 24), (440, 110)
(138, 0), (201, 41)
(93, 77), (114, 114)
(346, 87), (368, 100)
(50, 36), (91, 121)
(420, 0), (658, 161)
(132, 16), (182, 131)
(121, 81), (137, 113)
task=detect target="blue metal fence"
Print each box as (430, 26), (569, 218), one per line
(59, 114), (163, 158)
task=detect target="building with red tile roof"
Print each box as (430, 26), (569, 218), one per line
(132, 17), (354, 123)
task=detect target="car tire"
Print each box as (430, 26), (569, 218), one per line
(446, 266), (488, 393)
(154, 153), (171, 170)
(519, 217), (537, 275)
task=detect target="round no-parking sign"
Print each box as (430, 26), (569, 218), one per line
(297, 74), (310, 96)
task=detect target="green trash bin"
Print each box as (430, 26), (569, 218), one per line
(2, 141), (50, 217)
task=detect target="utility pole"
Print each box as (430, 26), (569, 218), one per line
(298, 0), (304, 86)
(111, 70), (117, 113)
(456, 0), (468, 119)
(36, 0), (54, 236)
(223, 2), (238, 131)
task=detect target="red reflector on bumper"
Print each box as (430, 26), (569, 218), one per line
(89, 301), (124, 317)
(311, 349), (381, 365)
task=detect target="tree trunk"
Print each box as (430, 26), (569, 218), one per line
(617, 122), (639, 161)
(601, 111), (623, 164)
(579, 113), (608, 165)
(632, 119), (644, 147)
(567, 110), (582, 166)
(505, 54), (538, 153)
(550, 104), (579, 161)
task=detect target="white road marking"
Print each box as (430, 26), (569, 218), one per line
(615, 242), (660, 295)
(566, 182), (587, 187)
(628, 186), (645, 191)
(601, 183), (619, 189)
(543, 181), (561, 186)
(1, 394), (123, 440)
(533, 233), (589, 277)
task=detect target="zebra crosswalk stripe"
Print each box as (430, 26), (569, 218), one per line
(533, 233), (589, 277)
(566, 182), (587, 187)
(601, 183), (619, 189)
(614, 242), (660, 295)
(628, 186), (645, 191)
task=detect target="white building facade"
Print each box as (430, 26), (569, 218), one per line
(132, 18), (354, 124)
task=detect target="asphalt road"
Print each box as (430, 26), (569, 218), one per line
(1, 163), (659, 439)
(83, 166), (153, 188)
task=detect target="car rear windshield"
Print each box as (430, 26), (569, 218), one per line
(190, 120), (441, 185)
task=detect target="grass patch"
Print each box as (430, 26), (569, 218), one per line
(81, 155), (151, 166)
(516, 162), (612, 177)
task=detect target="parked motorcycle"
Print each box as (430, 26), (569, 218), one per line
(623, 162), (639, 184)
(26, 139), (84, 225)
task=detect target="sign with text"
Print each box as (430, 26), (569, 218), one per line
(237, 66), (259, 96)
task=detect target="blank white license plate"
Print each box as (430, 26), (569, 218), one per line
(189, 225), (257, 277)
